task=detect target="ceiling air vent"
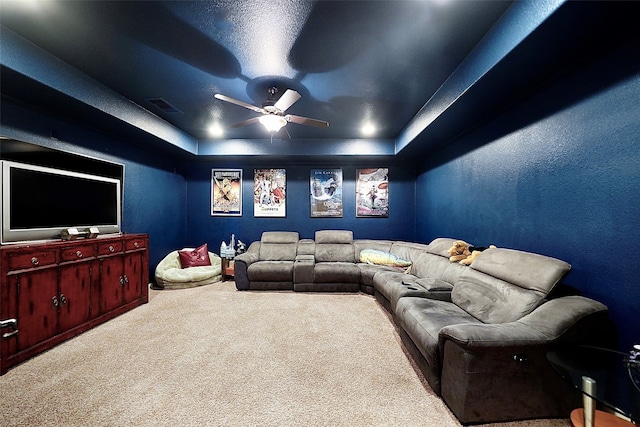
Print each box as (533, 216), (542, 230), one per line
(145, 97), (182, 114)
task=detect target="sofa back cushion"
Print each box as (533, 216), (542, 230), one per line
(451, 248), (571, 323)
(411, 253), (468, 284)
(297, 238), (316, 256)
(259, 231), (300, 261)
(426, 237), (463, 258)
(354, 240), (393, 261)
(389, 242), (431, 264)
(410, 238), (468, 279)
(315, 230), (355, 262)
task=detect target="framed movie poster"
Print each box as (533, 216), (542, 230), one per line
(310, 168), (343, 217)
(211, 169), (242, 216)
(356, 168), (389, 217)
(254, 168), (286, 217)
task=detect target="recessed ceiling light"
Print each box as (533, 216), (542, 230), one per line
(208, 123), (224, 137)
(361, 122), (376, 136)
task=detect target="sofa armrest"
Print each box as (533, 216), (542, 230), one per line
(233, 251), (260, 290)
(439, 296), (609, 349)
(399, 277), (453, 302)
(293, 255), (315, 287)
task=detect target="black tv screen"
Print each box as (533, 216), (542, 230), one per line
(2, 160), (122, 243)
(10, 168), (118, 229)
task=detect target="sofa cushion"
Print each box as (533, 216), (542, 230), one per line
(247, 260), (294, 282)
(296, 238), (315, 256)
(410, 238), (470, 280)
(354, 239), (394, 260)
(394, 296), (480, 392)
(410, 251), (469, 282)
(426, 238), (464, 258)
(314, 262), (360, 283)
(259, 231), (299, 261)
(451, 248), (571, 324)
(373, 270), (413, 301)
(261, 231), (300, 244)
(316, 244), (355, 263)
(390, 241), (431, 264)
(357, 263), (398, 287)
(315, 229), (353, 244)
(315, 230), (355, 263)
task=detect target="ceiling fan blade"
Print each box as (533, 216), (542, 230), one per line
(285, 114), (329, 128)
(274, 89), (301, 112)
(229, 117), (261, 128)
(214, 93), (264, 114)
(278, 127), (291, 141)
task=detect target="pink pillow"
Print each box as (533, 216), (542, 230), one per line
(178, 243), (212, 268)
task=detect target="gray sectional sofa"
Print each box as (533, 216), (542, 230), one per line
(233, 230), (614, 424)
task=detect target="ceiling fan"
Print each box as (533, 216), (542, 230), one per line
(214, 87), (329, 139)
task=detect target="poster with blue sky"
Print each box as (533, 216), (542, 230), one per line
(310, 169), (343, 217)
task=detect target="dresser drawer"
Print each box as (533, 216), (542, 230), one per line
(97, 241), (123, 256)
(125, 238), (147, 251)
(7, 249), (57, 271)
(60, 243), (96, 262)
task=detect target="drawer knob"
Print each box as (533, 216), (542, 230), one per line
(108, 245), (115, 253)
(134, 242), (139, 249)
(76, 250), (83, 258)
(31, 257), (39, 266)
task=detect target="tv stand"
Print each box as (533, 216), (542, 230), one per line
(0, 234), (148, 374)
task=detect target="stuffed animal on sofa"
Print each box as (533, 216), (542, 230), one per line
(448, 241), (472, 262)
(459, 245), (497, 265)
(448, 241), (496, 265)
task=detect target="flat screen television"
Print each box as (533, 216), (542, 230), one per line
(1, 160), (122, 243)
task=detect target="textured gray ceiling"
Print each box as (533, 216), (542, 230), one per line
(0, 0), (512, 143)
(2, 1), (636, 159)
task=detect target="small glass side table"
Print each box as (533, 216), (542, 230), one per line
(547, 345), (640, 427)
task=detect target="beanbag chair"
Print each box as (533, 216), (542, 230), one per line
(155, 247), (222, 290)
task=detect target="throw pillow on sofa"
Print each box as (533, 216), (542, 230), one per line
(360, 248), (412, 268)
(179, 243), (212, 268)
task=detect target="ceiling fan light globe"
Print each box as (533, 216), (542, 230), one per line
(259, 115), (287, 133)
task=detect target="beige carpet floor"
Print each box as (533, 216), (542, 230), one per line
(1, 281), (570, 427)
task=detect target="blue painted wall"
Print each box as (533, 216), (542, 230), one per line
(0, 99), (189, 276)
(184, 160), (416, 251)
(415, 41), (640, 350)
(1, 97), (416, 279)
(2, 9), (637, 351)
